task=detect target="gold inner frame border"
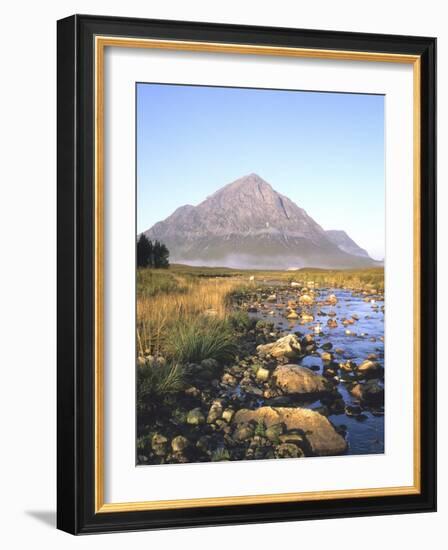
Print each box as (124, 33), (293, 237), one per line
(94, 36), (421, 513)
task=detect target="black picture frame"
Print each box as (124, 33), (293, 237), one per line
(57, 14), (436, 535)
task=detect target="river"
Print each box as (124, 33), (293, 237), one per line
(243, 285), (384, 455)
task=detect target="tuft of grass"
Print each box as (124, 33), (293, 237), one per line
(211, 448), (231, 462)
(255, 319), (274, 331)
(137, 272), (242, 356)
(137, 360), (185, 404)
(167, 318), (237, 365)
(254, 419), (266, 437)
(227, 310), (254, 332)
(136, 434), (152, 453)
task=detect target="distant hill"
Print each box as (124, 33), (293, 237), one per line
(325, 230), (370, 258)
(143, 173), (379, 269)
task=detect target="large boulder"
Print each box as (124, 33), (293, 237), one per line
(272, 364), (331, 396)
(257, 334), (302, 359)
(233, 407), (347, 456)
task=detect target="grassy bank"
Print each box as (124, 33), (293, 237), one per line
(137, 268), (243, 358)
(281, 267), (384, 292)
(136, 264), (385, 464)
(137, 265), (384, 355)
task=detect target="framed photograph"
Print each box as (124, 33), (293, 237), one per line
(57, 14), (436, 534)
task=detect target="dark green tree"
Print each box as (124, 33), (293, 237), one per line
(137, 234), (153, 267)
(153, 240), (170, 268)
(137, 235), (169, 268)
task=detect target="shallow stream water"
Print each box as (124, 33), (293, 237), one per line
(246, 287), (384, 455)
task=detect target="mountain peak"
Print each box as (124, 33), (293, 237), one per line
(144, 174), (376, 269)
(205, 174), (280, 209)
(237, 172), (265, 181)
(244, 172), (265, 182)
(217, 173), (272, 194)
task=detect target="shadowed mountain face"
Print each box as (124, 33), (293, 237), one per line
(143, 173), (378, 269)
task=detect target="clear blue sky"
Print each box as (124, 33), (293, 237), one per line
(137, 83), (385, 260)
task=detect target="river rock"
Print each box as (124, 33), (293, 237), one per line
(151, 433), (169, 456)
(302, 334), (314, 344)
(275, 443), (304, 458)
(171, 435), (190, 452)
(207, 400), (224, 423)
(222, 408), (235, 423)
(221, 373), (237, 386)
(357, 359), (381, 378)
(184, 385), (201, 398)
(327, 294), (338, 305)
(350, 380), (384, 404)
(233, 423), (255, 442)
(286, 311), (299, 320)
(256, 367), (270, 382)
(243, 384), (264, 397)
(300, 313), (314, 324)
(215, 419), (228, 430)
(265, 423), (284, 442)
(233, 407), (347, 456)
(272, 364), (331, 396)
(257, 334), (302, 359)
(279, 432), (305, 446)
(345, 405), (362, 417)
(299, 294), (314, 306)
(187, 408), (206, 425)
(340, 361), (356, 373)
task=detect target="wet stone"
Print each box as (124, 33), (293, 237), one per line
(187, 408), (206, 425)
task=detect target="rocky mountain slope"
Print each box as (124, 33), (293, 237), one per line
(325, 230), (370, 258)
(143, 173), (378, 269)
